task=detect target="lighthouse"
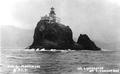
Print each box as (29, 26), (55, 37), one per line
(49, 7), (56, 23)
(49, 7), (56, 18)
(41, 7), (60, 23)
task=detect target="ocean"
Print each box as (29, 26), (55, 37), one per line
(1, 49), (120, 74)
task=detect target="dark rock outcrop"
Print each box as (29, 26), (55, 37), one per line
(77, 34), (101, 50)
(29, 20), (82, 50)
(28, 19), (101, 51)
(28, 20), (101, 50)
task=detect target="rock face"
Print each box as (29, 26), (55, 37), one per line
(29, 20), (82, 49)
(28, 20), (101, 50)
(28, 19), (100, 51)
(77, 34), (101, 50)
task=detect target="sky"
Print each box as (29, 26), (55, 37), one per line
(0, 0), (120, 50)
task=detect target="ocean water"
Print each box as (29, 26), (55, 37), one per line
(1, 49), (120, 74)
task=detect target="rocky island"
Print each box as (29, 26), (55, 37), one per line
(28, 7), (101, 50)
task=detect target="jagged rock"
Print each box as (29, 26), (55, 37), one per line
(77, 34), (101, 50)
(29, 20), (82, 49)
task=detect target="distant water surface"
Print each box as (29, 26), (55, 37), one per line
(1, 49), (120, 74)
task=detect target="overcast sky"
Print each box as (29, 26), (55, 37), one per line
(1, 0), (120, 50)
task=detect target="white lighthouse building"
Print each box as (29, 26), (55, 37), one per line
(41, 7), (60, 23)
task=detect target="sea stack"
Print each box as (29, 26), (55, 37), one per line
(77, 34), (101, 50)
(28, 7), (101, 50)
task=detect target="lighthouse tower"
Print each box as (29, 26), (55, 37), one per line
(49, 7), (56, 17)
(49, 7), (56, 22)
